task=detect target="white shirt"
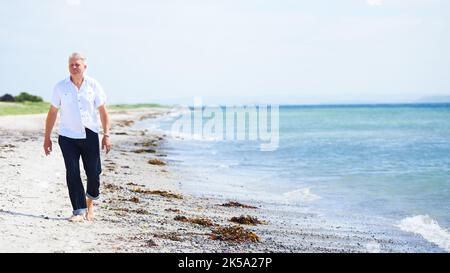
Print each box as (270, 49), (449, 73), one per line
(51, 75), (107, 139)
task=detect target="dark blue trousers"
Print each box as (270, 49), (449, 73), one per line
(58, 128), (102, 216)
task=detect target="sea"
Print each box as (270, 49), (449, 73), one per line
(137, 103), (450, 252)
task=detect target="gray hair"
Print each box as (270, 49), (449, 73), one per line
(68, 52), (87, 64)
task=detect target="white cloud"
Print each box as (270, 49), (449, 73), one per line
(367, 0), (383, 6)
(66, 0), (81, 6)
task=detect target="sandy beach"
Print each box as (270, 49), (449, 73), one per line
(0, 108), (439, 253)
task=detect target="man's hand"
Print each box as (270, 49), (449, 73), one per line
(102, 135), (112, 154)
(44, 138), (52, 156)
(44, 106), (58, 156)
(98, 105), (111, 154)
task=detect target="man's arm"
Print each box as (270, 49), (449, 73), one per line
(98, 105), (112, 154)
(43, 106), (59, 156)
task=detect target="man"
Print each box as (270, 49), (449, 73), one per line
(43, 52), (112, 222)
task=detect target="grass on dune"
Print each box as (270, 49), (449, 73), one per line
(0, 102), (168, 116)
(0, 102), (50, 116)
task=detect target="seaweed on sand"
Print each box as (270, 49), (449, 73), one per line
(174, 215), (215, 227)
(220, 201), (258, 209)
(229, 215), (266, 225)
(148, 159), (166, 166)
(103, 183), (123, 191)
(133, 149), (156, 154)
(210, 226), (260, 243)
(153, 232), (184, 242)
(131, 188), (183, 199)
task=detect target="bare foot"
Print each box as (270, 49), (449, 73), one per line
(68, 215), (85, 222)
(86, 198), (94, 221)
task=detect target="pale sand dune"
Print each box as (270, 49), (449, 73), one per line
(0, 113), (47, 131)
(0, 108), (440, 252)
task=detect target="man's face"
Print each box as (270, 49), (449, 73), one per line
(68, 58), (87, 76)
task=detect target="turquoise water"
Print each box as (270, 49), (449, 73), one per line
(273, 104), (450, 225)
(147, 104), (450, 250)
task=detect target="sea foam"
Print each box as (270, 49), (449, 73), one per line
(396, 215), (450, 252)
(283, 188), (320, 204)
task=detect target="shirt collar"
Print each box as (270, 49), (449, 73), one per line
(65, 74), (89, 84)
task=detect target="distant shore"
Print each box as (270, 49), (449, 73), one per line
(0, 107), (442, 252)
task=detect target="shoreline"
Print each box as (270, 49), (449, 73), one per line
(0, 107), (443, 252)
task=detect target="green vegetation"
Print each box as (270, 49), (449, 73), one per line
(0, 98), (167, 116)
(0, 101), (50, 116)
(14, 92), (43, 102)
(0, 91), (47, 116)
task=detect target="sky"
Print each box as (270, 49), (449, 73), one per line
(0, 0), (449, 105)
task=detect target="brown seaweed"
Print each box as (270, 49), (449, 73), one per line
(131, 188), (183, 199)
(229, 215), (266, 225)
(148, 159), (166, 166)
(210, 226), (260, 243)
(220, 201), (258, 209)
(174, 215), (215, 227)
